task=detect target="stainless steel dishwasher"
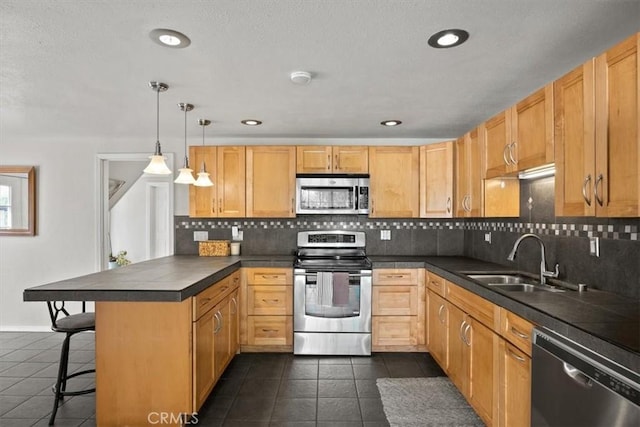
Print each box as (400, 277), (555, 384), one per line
(532, 328), (640, 426)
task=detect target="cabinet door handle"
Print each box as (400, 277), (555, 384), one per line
(335, 154), (339, 170)
(510, 326), (529, 340)
(219, 198), (222, 213)
(466, 195), (472, 212)
(291, 198), (295, 214)
(508, 349), (526, 363)
(213, 312), (221, 334)
(594, 173), (604, 207)
(211, 199), (215, 214)
(459, 320), (467, 344)
(509, 142), (517, 165)
(463, 323), (471, 347)
(327, 154), (331, 170)
(582, 174), (592, 206)
(503, 144), (511, 165)
(370, 198), (374, 215)
(446, 197), (451, 213)
(437, 304), (446, 324)
(231, 297), (237, 314)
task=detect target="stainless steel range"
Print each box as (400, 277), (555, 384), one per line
(293, 230), (372, 355)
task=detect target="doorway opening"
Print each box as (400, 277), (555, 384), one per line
(95, 153), (174, 271)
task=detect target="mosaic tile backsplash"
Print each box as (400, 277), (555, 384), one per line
(174, 178), (640, 298)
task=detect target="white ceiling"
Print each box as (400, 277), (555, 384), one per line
(1, 0), (639, 146)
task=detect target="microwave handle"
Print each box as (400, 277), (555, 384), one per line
(355, 186), (359, 209)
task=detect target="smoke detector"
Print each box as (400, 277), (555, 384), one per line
(290, 71), (312, 85)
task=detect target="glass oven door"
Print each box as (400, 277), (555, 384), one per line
(294, 269), (371, 333)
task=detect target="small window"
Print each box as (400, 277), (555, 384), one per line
(0, 185), (11, 228)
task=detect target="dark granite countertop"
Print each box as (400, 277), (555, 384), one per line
(24, 254), (638, 371)
(23, 255), (294, 302)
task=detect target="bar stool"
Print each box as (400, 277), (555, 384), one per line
(46, 301), (96, 425)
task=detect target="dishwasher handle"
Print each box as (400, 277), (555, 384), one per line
(563, 362), (593, 388)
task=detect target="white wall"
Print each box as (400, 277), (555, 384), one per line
(0, 136), (441, 330)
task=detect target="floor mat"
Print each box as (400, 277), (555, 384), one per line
(376, 377), (485, 426)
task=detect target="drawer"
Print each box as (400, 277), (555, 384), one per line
(372, 316), (418, 346)
(446, 282), (499, 331)
(245, 268), (293, 286)
(500, 308), (534, 356)
(247, 316), (293, 346)
(373, 269), (421, 286)
(247, 285), (292, 315)
(426, 271), (446, 297)
(193, 275), (233, 321)
(372, 286), (417, 316)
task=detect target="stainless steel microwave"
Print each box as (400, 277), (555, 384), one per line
(296, 174), (369, 215)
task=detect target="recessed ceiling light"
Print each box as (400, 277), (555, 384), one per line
(149, 28), (191, 48)
(381, 120), (402, 127)
(428, 29), (469, 48)
(241, 119), (262, 126)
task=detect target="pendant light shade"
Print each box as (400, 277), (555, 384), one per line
(144, 81), (172, 175)
(174, 102), (196, 184)
(194, 119), (214, 187)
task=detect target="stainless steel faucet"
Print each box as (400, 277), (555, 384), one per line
(507, 233), (559, 285)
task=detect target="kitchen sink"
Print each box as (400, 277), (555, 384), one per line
(466, 274), (533, 284)
(466, 273), (565, 293)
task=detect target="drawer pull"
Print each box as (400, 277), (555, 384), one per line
(385, 274), (406, 279)
(261, 275), (282, 279)
(430, 281), (442, 288)
(510, 326), (529, 340)
(199, 297), (211, 306)
(219, 286), (229, 292)
(262, 299), (280, 304)
(508, 349), (526, 363)
(261, 328), (279, 333)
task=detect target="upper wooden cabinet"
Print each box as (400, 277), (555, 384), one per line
(246, 146), (296, 218)
(189, 146), (246, 218)
(556, 33), (639, 217)
(369, 146), (420, 217)
(455, 129), (484, 217)
(296, 145), (368, 173)
(594, 33), (639, 217)
(420, 141), (454, 218)
(482, 84), (554, 179)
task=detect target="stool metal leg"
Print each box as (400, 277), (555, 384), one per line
(49, 331), (96, 425)
(49, 333), (71, 425)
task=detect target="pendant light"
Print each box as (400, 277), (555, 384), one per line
(174, 102), (196, 184)
(144, 81), (172, 175)
(193, 119), (214, 187)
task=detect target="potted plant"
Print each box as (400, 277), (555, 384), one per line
(108, 250), (131, 269)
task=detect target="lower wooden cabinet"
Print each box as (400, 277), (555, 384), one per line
(499, 340), (531, 427)
(427, 271), (534, 427)
(193, 276), (240, 410)
(372, 269), (425, 351)
(241, 267), (293, 351)
(426, 289), (448, 368)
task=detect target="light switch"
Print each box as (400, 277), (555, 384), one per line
(380, 230), (391, 240)
(589, 237), (600, 257)
(231, 226), (239, 238)
(193, 231), (209, 241)
(484, 232), (492, 244)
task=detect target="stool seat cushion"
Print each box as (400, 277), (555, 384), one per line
(54, 312), (95, 332)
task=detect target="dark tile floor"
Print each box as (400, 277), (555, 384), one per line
(0, 332), (446, 426)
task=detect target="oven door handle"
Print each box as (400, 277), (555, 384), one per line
(299, 273), (368, 278)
